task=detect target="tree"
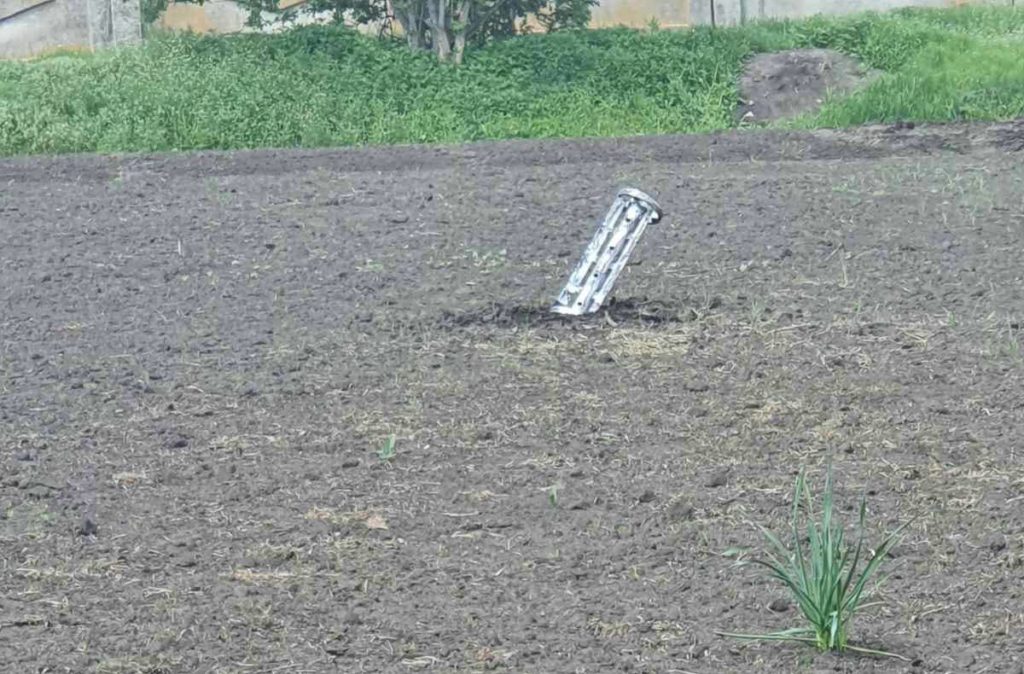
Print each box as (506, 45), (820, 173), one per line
(238, 0), (598, 63)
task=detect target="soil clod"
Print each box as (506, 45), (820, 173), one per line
(705, 470), (729, 488)
(986, 532), (1008, 553)
(77, 516), (98, 537)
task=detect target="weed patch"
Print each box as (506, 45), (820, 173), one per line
(1, 6), (1023, 154)
(720, 467), (911, 657)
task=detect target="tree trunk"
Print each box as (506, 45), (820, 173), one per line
(452, 0), (471, 65)
(407, 17), (425, 51)
(452, 31), (466, 65)
(426, 0), (452, 62)
(393, 0), (427, 51)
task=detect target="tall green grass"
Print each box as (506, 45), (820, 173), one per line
(719, 467), (911, 657)
(1, 6), (1023, 155)
(815, 40), (1024, 126)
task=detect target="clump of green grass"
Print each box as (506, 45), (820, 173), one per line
(811, 39), (1024, 127)
(720, 466), (911, 657)
(1, 6), (1024, 155)
(376, 434), (396, 462)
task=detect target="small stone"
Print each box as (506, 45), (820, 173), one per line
(986, 532), (1007, 553)
(324, 640), (347, 656)
(668, 499), (694, 520)
(705, 469), (729, 488)
(637, 489), (657, 504)
(78, 517), (98, 537)
(768, 598), (790, 612)
(388, 213), (410, 224)
(341, 459), (360, 469)
(21, 476), (64, 493)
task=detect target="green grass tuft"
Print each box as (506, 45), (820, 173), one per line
(1, 6), (1024, 155)
(376, 435), (396, 462)
(719, 466), (911, 657)
(813, 40), (1024, 127)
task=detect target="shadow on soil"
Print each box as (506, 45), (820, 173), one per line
(438, 297), (691, 330)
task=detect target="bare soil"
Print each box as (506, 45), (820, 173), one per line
(2, 120), (1024, 674)
(738, 48), (875, 123)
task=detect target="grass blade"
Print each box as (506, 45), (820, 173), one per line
(722, 465), (908, 658)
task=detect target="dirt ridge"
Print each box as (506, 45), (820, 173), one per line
(2, 119), (1023, 184)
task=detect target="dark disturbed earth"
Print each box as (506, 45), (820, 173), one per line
(2, 121), (1024, 674)
(737, 49), (875, 123)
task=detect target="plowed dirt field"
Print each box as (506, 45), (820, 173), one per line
(2, 121), (1023, 673)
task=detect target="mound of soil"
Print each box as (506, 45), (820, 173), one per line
(738, 48), (874, 123)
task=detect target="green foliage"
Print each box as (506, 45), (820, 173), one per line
(224, 0), (596, 59)
(720, 466), (911, 656)
(813, 40), (1024, 126)
(140, 0), (170, 27)
(533, 0), (598, 33)
(2, 6), (1024, 155)
(377, 435), (397, 462)
(0, 24), (748, 154)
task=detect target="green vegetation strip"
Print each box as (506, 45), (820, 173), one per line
(1, 6), (1023, 155)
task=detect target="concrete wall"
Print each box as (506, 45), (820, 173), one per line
(591, 0), (692, 28)
(2, 0), (1007, 59)
(158, 0), (696, 33)
(0, 0), (141, 58)
(690, 0), (1013, 26)
(1, 0), (89, 58)
(156, 0), (1016, 35)
(157, 0), (249, 33)
(155, 0), (329, 34)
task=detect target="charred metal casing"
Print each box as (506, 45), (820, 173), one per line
(550, 188), (663, 316)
